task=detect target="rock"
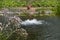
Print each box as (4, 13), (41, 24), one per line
(16, 28), (28, 38)
(0, 23), (3, 31)
(6, 28), (28, 40)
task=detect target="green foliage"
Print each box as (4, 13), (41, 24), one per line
(0, 0), (57, 8)
(0, 33), (6, 40)
(2, 0), (27, 8)
(56, 1), (60, 16)
(32, 0), (57, 7)
(0, 1), (3, 8)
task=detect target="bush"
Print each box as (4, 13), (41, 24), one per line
(0, 0), (57, 8)
(56, 1), (60, 16)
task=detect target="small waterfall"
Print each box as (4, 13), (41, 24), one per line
(21, 19), (48, 26)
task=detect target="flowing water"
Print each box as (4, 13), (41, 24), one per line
(21, 16), (60, 40)
(0, 14), (60, 40)
(0, 9), (60, 40)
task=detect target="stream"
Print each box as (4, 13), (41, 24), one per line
(21, 16), (60, 40)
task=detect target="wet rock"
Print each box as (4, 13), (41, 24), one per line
(6, 28), (28, 40)
(0, 23), (3, 31)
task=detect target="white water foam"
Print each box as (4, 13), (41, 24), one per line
(21, 19), (45, 25)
